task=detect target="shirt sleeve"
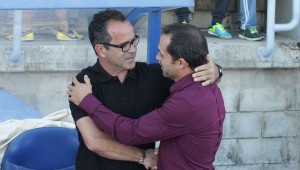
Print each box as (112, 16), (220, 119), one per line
(79, 93), (195, 145)
(69, 72), (89, 122)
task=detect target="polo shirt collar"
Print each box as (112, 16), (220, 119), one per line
(170, 73), (195, 94)
(91, 59), (137, 82)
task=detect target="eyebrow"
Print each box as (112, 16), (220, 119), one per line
(118, 35), (136, 46)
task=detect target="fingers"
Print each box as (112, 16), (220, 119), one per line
(192, 70), (211, 80)
(193, 74), (215, 87)
(194, 63), (209, 72)
(67, 84), (73, 96)
(192, 54), (219, 86)
(154, 147), (159, 155)
(84, 75), (91, 86)
(67, 89), (71, 96)
(201, 79), (213, 87)
(68, 75), (92, 105)
(150, 166), (158, 170)
(194, 54), (212, 72)
(67, 84), (73, 100)
(72, 76), (80, 85)
(206, 54), (212, 62)
(193, 74), (209, 82)
(67, 84), (73, 90)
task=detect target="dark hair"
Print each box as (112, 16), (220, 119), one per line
(162, 23), (208, 69)
(88, 9), (127, 54)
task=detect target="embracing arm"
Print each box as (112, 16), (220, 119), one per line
(68, 75), (191, 145)
(74, 92), (193, 145)
(74, 112), (157, 168)
(68, 76), (193, 144)
(76, 116), (143, 161)
(69, 83), (157, 168)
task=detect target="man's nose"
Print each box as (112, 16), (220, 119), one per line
(156, 53), (161, 60)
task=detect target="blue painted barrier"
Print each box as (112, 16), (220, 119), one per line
(0, 88), (41, 122)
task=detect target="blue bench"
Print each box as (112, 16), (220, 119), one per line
(0, 0), (194, 64)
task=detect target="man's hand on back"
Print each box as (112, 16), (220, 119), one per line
(68, 75), (92, 106)
(192, 55), (220, 86)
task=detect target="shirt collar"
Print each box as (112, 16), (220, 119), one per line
(91, 59), (137, 82)
(170, 73), (195, 94)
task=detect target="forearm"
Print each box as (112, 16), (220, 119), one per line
(93, 138), (143, 162)
(76, 116), (144, 162)
(79, 94), (187, 145)
(79, 95), (162, 145)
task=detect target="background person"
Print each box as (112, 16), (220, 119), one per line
(238, 0), (264, 41)
(174, 0), (233, 39)
(6, 9), (84, 41)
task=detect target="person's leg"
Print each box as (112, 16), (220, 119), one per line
(54, 9), (84, 40)
(55, 9), (69, 32)
(211, 0), (233, 25)
(175, 7), (191, 24)
(240, 0), (256, 30)
(23, 10), (35, 32)
(6, 10), (35, 41)
(208, 0), (233, 39)
(239, 0), (263, 41)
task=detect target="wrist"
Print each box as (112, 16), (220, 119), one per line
(138, 149), (145, 165)
(216, 64), (223, 82)
(216, 64), (223, 78)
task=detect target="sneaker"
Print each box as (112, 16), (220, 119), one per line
(180, 20), (189, 24)
(56, 29), (84, 41)
(208, 23), (232, 39)
(238, 28), (264, 41)
(5, 31), (34, 41)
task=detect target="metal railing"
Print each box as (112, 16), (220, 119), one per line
(258, 0), (300, 61)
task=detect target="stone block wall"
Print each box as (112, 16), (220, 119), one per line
(213, 69), (300, 170)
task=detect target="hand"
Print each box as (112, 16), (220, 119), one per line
(68, 75), (92, 106)
(143, 149), (158, 170)
(192, 55), (219, 86)
(154, 147), (159, 156)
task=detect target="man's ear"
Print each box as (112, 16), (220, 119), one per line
(177, 58), (189, 69)
(95, 44), (105, 57)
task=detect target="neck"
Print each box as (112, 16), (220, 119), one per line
(174, 68), (193, 82)
(99, 59), (128, 83)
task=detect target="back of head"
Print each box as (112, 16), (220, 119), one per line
(88, 9), (127, 49)
(162, 24), (209, 70)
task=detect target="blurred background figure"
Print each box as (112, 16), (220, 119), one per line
(6, 9), (84, 41)
(238, 0), (264, 41)
(175, 7), (192, 24)
(175, 0), (233, 39)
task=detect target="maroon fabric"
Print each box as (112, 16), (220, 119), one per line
(80, 73), (226, 169)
